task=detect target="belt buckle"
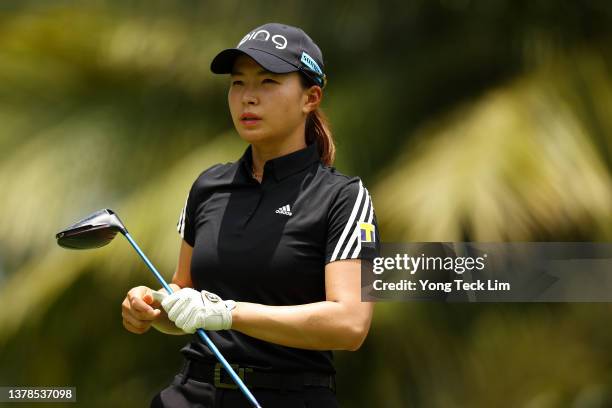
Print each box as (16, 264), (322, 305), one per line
(214, 363), (252, 390)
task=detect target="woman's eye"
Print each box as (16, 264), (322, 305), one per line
(262, 79), (276, 84)
(232, 81), (243, 86)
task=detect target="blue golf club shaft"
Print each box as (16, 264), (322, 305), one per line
(123, 232), (263, 408)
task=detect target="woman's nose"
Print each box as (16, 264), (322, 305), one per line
(242, 84), (258, 105)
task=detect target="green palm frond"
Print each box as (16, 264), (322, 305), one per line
(374, 49), (612, 242)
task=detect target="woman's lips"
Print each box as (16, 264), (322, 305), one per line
(240, 117), (261, 127)
(240, 113), (261, 126)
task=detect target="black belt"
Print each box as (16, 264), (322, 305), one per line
(180, 360), (336, 392)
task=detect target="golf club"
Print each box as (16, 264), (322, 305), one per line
(56, 209), (262, 408)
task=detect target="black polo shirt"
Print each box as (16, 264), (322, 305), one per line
(175, 141), (380, 374)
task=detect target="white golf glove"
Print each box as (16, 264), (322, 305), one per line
(157, 288), (236, 333)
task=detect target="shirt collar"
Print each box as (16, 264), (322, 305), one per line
(239, 141), (321, 182)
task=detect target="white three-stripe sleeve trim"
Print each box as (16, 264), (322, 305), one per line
(342, 187), (371, 260)
(177, 196), (188, 238)
(330, 180), (364, 262)
(176, 206), (183, 234)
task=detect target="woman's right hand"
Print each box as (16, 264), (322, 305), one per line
(122, 285), (163, 334)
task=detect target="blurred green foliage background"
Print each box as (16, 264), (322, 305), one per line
(0, 1), (611, 407)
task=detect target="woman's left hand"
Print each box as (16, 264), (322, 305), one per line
(159, 288), (235, 333)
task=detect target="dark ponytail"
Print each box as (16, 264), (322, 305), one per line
(299, 74), (335, 166)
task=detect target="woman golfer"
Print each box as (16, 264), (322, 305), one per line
(121, 22), (380, 408)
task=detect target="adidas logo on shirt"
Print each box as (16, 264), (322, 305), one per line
(275, 204), (293, 216)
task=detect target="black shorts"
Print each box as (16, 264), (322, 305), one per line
(150, 372), (339, 408)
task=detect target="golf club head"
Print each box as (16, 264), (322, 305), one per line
(56, 209), (128, 250)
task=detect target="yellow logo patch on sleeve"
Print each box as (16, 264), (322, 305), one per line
(358, 221), (375, 243)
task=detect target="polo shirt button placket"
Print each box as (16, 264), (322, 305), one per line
(243, 184), (265, 227)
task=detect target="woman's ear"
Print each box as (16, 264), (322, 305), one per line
(303, 85), (322, 114)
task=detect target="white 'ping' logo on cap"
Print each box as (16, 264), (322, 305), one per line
(237, 29), (288, 50)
